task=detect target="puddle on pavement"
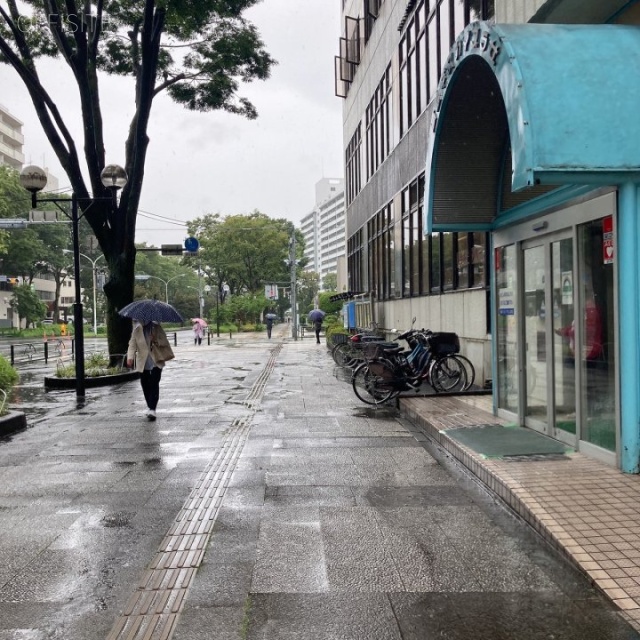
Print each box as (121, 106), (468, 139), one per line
(352, 406), (399, 419)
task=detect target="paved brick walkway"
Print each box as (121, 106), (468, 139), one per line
(401, 395), (640, 632)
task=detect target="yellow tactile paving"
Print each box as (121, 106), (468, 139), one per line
(106, 344), (283, 640)
(401, 395), (640, 632)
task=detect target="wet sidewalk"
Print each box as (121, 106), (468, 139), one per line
(400, 394), (640, 632)
(1, 328), (639, 639)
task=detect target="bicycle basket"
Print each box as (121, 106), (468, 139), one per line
(369, 360), (395, 380)
(363, 342), (385, 360)
(427, 332), (460, 355)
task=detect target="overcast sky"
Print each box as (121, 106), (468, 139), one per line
(1, 0), (344, 247)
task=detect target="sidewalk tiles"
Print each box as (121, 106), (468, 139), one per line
(399, 395), (640, 633)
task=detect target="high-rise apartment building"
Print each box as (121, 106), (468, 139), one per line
(301, 178), (345, 289)
(0, 103), (25, 169)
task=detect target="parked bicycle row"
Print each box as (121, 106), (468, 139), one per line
(329, 320), (476, 405)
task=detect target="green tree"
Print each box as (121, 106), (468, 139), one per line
(322, 272), (337, 291)
(10, 283), (47, 327)
(318, 291), (343, 315)
(186, 211), (304, 301)
(0, 166), (30, 254)
(0, 1), (276, 359)
(27, 222), (78, 322)
(297, 271), (320, 316)
(226, 292), (266, 326)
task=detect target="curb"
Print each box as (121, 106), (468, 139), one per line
(44, 370), (140, 390)
(0, 410), (27, 437)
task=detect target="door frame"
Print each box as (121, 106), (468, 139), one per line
(493, 190), (619, 464)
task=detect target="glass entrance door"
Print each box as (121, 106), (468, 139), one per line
(522, 233), (576, 446)
(551, 238), (577, 443)
(523, 244), (548, 431)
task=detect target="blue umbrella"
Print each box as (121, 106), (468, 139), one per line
(119, 299), (184, 324)
(265, 313), (277, 320)
(308, 309), (326, 322)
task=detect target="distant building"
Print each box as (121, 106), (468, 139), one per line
(300, 178), (345, 289)
(0, 103), (25, 169)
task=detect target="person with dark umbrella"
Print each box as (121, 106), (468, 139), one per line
(265, 311), (277, 339)
(308, 309), (326, 344)
(126, 320), (174, 421)
(120, 299), (181, 421)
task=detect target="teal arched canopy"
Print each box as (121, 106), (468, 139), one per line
(425, 22), (640, 232)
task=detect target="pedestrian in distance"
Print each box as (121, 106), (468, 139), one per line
(308, 309), (325, 345)
(126, 320), (174, 421)
(265, 311), (276, 339)
(193, 322), (204, 346)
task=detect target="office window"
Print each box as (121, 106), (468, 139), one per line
(367, 202), (394, 300)
(345, 125), (362, 205)
(348, 229), (364, 293)
(365, 65), (392, 180)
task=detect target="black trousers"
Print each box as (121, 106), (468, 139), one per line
(140, 367), (162, 410)
(315, 327), (321, 343)
(267, 325), (272, 338)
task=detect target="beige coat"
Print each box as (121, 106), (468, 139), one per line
(126, 322), (175, 373)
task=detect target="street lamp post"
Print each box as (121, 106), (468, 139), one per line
(63, 250), (105, 335)
(20, 164), (127, 405)
(135, 273), (186, 304)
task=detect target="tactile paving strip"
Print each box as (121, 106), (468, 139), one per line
(106, 344), (282, 640)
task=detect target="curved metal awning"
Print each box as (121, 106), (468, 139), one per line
(426, 22), (640, 232)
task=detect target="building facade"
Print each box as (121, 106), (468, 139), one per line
(301, 178), (346, 289)
(0, 103), (24, 170)
(337, 0), (640, 472)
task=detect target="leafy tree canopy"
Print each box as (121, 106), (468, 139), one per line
(185, 211), (304, 296)
(0, 0), (276, 358)
(10, 283), (47, 327)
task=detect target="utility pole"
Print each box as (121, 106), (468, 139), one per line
(289, 235), (298, 341)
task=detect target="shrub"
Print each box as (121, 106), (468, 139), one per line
(55, 352), (125, 378)
(0, 355), (19, 393)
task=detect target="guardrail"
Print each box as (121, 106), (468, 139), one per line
(6, 332), (180, 368)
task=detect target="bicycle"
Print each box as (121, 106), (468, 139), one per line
(331, 327), (387, 368)
(351, 331), (467, 405)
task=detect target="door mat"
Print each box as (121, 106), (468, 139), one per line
(441, 424), (573, 458)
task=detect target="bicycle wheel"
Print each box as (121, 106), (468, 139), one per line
(454, 354), (476, 390)
(430, 355), (467, 392)
(332, 342), (354, 367)
(351, 361), (395, 405)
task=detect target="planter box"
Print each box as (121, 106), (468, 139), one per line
(0, 410), (27, 437)
(44, 370), (140, 390)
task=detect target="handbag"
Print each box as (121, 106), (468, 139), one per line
(150, 329), (175, 363)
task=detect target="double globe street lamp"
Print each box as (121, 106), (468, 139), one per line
(19, 164), (127, 405)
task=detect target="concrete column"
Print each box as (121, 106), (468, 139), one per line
(618, 182), (640, 473)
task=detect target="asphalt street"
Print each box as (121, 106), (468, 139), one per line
(0, 326), (637, 639)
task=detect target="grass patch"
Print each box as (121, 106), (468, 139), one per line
(55, 352), (126, 378)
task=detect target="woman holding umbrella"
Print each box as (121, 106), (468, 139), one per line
(192, 318), (207, 345)
(121, 299), (180, 421)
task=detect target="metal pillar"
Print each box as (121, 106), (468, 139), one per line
(290, 235), (297, 341)
(71, 194), (85, 403)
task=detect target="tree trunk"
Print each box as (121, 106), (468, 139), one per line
(103, 250), (135, 366)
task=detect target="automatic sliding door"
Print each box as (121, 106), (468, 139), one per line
(523, 245), (547, 430)
(551, 238), (577, 442)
